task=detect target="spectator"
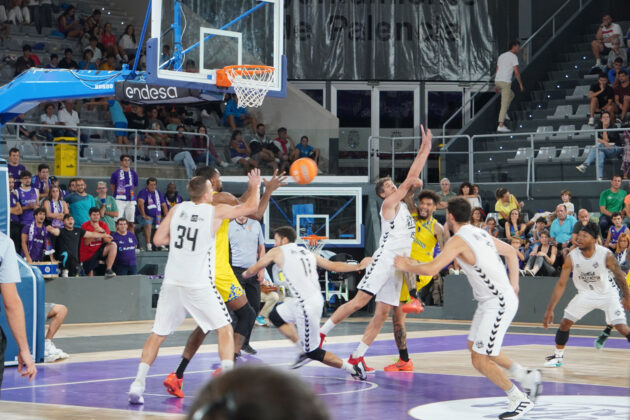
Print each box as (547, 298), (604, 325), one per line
(43, 185), (67, 230)
(99, 53), (117, 71)
(31, 163), (50, 196)
(171, 125), (197, 178)
(549, 204), (577, 259)
(598, 175), (627, 235)
(84, 36), (103, 66)
(525, 217), (548, 259)
(9, 175), (23, 252)
(57, 5), (82, 39)
(559, 189), (574, 216)
(160, 44), (172, 69)
(523, 230), (557, 277)
(21, 208), (54, 263)
(274, 127), (298, 171)
(101, 23), (125, 61)
(94, 181), (118, 232)
(608, 57), (628, 85)
(435, 178), (457, 224)
(146, 107), (169, 153)
(7, 148), (26, 186)
(80, 207), (116, 277)
(14, 113), (37, 142)
(191, 125), (228, 167)
(48, 214), (109, 277)
(77, 49), (96, 70)
(458, 181), (481, 208)
(614, 232), (630, 270)
(111, 218), (138, 275)
(64, 178), (96, 226)
(6, 0), (30, 24)
(0, 232), (38, 386)
(110, 155), (138, 225)
(136, 177), (168, 251)
(587, 74), (616, 125)
(592, 14), (623, 67)
(494, 187), (523, 226)
(222, 93), (257, 131)
(43, 303), (69, 362)
(259, 271), (283, 326)
(44, 53), (58, 69)
(58, 48), (78, 69)
(484, 217), (499, 238)
(84, 9), (101, 35)
(576, 112), (622, 180)
(509, 237), (525, 269)
(50, 176), (67, 199)
(57, 100), (88, 153)
(17, 171), (39, 229)
(249, 123), (279, 170)
(125, 106), (154, 157)
(164, 182), (183, 210)
(614, 70), (630, 123)
(570, 209), (595, 252)
(470, 207), (485, 229)
(228, 215), (266, 354)
(85, 97), (129, 147)
(604, 211), (627, 251)
(296, 135), (320, 163)
(15, 45), (36, 76)
(504, 209), (527, 241)
(229, 130), (258, 172)
(39, 103), (61, 142)
(495, 40), (524, 132)
(118, 24), (136, 62)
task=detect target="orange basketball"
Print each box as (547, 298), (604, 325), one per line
(290, 157), (318, 184)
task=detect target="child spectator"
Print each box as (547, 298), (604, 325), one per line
(58, 48), (78, 69)
(615, 232), (630, 271)
(604, 211), (628, 251)
(510, 237), (525, 269)
(484, 217), (499, 238)
(78, 49), (96, 70)
(559, 190), (574, 216)
(17, 171), (39, 228)
(111, 218), (138, 275)
(15, 44), (36, 76)
(45, 54), (59, 69)
(470, 207), (485, 229)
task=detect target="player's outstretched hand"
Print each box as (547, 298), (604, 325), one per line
(394, 255), (413, 272)
(18, 349), (37, 381)
(358, 257), (373, 270)
(419, 124), (433, 156)
(542, 310), (554, 329)
(264, 169), (288, 193)
(248, 168), (262, 187)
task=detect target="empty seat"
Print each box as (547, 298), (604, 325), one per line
(20, 141), (39, 160)
(571, 104), (590, 119)
(574, 124), (596, 140)
(546, 105), (573, 120)
(38, 143), (55, 160)
(556, 145), (580, 162)
(566, 85), (590, 100)
(507, 147), (533, 163)
(534, 146), (557, 162)
(534, 125), (554, 140)
(87, 143), (112, 163)
(554, 124), (576, 140)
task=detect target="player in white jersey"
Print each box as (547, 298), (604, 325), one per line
(395, 198), (541, 420)
(319, 125), (432, 371)
(128, 171), (262, 405)
(543, 221), (630, 367)
(242, 226), (371, 379)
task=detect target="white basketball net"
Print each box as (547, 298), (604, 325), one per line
(302, 236), (327, 256)
(225, 65), (276, 108)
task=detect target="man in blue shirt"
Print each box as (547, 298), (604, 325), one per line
(64, 178), (97, 226)
(550, 204), (577, 260)
(295, 135), (320, 163)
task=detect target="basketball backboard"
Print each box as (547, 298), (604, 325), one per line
(148, 0), (285, 97)
(263, 187), (364, 248)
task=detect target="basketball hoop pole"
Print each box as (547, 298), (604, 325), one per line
(131, 0), (152, 76)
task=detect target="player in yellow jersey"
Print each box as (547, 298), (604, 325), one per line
(163, 166), (287, 398)
(384, 189), (446, 372)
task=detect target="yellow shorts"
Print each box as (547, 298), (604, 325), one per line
(215, 267), (244, 303)
(399, 274), (433, 302)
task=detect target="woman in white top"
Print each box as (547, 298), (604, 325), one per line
(458, 182), (481, 209)
(118, 25), (137, 61)
(43, 185), (68, 229)
(38, 103), (60, 142)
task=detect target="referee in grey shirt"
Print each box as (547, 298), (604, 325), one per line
(228, 216), (266, 355)
(0, 232), (37, 391)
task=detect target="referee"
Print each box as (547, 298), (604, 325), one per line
(0, 232), (37, 391)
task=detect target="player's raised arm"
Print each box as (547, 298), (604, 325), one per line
(395, 235), (466, 277)
(214, 169), (262, 224)
(492, 237), (520, 295)
(242, 247), (281, 278)
(543, 255), (573, 328)
(153, 204), (178, 247)
(251, 170), (288, 220)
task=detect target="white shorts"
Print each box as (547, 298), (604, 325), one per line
(115, 200), (136, 223)
(276, 295), (323, 353)
(152, 283), (232, 336)
(357, 249), (403, 307)
(468, 295), (518, 356)
(564, 291), (627, 326)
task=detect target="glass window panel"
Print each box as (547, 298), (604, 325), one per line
(301, 89), (324, 106)
(427, 91), (462, 129)
(379, 91), (414, 129)
(336, 90), (371, 128)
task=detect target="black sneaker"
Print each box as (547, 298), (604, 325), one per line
(241, 344), (257, 355)
(105, 269), (116, 278)
(291, 352), (312, 369)
(351, 363), (367, 380)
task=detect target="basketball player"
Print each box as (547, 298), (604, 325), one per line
(543, 221), (630, 367)
(385, 189), (446, 372)
(163, 168), (286, 398)
(128, 171), (261, 405)
(395, 198), (541, 420)
(242, 226), (371, 379)
(319, 125), (432, 371)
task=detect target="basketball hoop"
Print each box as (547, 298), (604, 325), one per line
(216, 65), (276, 108)
(301, 235), (328, 255)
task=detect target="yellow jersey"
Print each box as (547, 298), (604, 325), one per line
(211, 191), (243, 302)
(410, 214), (438, 263)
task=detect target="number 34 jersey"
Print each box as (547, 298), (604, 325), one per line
(164, 201), (217, 288)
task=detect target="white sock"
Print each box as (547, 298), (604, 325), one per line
(342, 361), (355, 374)
(352, 341), (369, 358)
(221, 359), (234, 371)
(508, 362), (527, 382)
(506, 384), (525, 401)
(135, 362), (150, 385)
(555, 348), (564, 358)
(596, 58), (601, 66)
(320, 319), (336, 335)
(295, 341), (303, 352)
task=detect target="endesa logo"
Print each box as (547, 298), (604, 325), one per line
(124, 85), (179, 101)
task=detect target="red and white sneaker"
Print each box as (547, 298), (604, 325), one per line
(348, 355), (374, 372)
(319, 332), (326, 348)
(163, 372), (184, 398)
(401, 298), (424, 314)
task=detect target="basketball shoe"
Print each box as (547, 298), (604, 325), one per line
(520, 369), (543, 402)
(401, 298), (424, 314)
(128, 380), (145, 405)
(163, 372), (184, 398)
(594, 330), (610, 349)
(498, 397), (534, 419)
(384, 358), (414, 372)
(291, 352), (313, 369)
(543, 354), (563, 367)
(350, 363), (367, 381)
(348, 355), (374, 372)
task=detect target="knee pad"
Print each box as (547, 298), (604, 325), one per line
(268, 305), (286, 328)
(305, 348), (326, 362)
(555, 329), (570, 346)
(233, 304), (256, 337)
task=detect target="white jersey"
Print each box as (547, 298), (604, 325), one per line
(163, 201), (216, 288)
(277, 243), (322, 300)
(455, 224), (516, 302)
(569, 245), (613, 295)
(379, 202), (415, 255)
